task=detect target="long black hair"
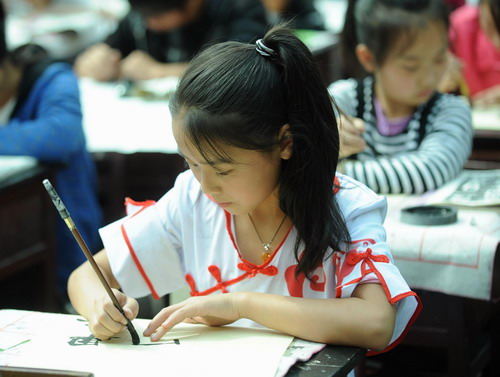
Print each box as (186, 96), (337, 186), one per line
(170, 24), (351, 279)
(482, 0), (500, 34)
(340, 0), (450, 78)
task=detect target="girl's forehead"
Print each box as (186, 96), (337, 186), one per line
(172, 111), (275, 166)
(173, 120), (241, 165)
(390, 21), (447, 59)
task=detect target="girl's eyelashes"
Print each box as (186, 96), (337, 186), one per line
(216, 170), (232, 177)
(183, 159), (232, 176)
(184, 160), (198, 169)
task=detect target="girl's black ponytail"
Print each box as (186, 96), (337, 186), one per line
(258, 25), (351, 278)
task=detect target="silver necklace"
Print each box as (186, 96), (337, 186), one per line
(248, 213), (287, 262)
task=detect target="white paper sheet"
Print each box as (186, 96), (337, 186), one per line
(0, 310), (294, 377)
(0, 156), (38, 181)
(79, 79), (179, 154)
(472, 105), (500, 131)
(421, 169), (500, 207)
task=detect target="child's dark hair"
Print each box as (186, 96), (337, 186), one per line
(482, 0), (500, 34)
(128, 0), (188, 17)
(340, 0), (450, 78)
(170, 24), (350, 279)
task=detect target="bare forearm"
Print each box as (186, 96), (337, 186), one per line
(153, 62), (188, 78)
(67, 250), (119, 320)
(236, 286), (395, 350)
(120, 60), (189, 80)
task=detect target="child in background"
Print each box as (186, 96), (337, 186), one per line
(68, 25), (421, 370)
(0, 2), (102, 306)
(440, 0), (500, 107)
(330, 0), (473, 195)
(74, 0), (267, 82)
(260, 0), (325, 30)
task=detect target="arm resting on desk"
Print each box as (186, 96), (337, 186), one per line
(69, 249), (395, 351)
(144, 283), (396, 352)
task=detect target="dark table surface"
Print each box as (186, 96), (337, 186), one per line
(287, 344), (366, 377)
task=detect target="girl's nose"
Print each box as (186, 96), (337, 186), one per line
(421, 69), (440, 90)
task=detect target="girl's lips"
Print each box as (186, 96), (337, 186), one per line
(216, 202), (232, 208)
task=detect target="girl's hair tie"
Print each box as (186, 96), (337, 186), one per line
(256, 39), (277, 60)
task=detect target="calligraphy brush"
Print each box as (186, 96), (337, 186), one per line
(42, 179), (140, 345)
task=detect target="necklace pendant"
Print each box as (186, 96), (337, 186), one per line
(263, 243), (271, 252)
(262, 251), (271, 262)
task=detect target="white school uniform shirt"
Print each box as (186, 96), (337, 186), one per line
(100, 170), (422, 355)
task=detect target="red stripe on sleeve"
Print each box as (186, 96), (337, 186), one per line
(120, 223), (160, 300)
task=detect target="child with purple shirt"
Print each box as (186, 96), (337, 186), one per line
(329, 0), (473, 195)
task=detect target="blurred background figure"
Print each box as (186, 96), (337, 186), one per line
(439, 0), (500, 107)
(3, 0), (128, 61)
(329, 0), (473, 195)
(261, 0), (325, 30)
(74, 0), (268, 82)
(0, 1), (102, 308)
(445, 0), (466, 10)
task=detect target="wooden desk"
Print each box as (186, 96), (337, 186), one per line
(467, 107), (500, 170)
(94, 152), (186, 224)
(380, 194), (500, 377)
(468, 132), (500, 170)
(0, 164), (57, 312)
(288, 345), (365, 377)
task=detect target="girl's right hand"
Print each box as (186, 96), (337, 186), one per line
(74, 43), (122, 82)
(87, 289), (139, 341)
(339, 115), (366, 158)
(438, 52), (463, 94)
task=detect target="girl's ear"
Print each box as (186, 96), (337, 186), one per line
(355, 44), (376, 73)
(278, 124), (293, 160)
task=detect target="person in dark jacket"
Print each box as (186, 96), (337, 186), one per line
(261, 0), (325, 30)
(0, 2), (102, 305)
(74, 0), (268, 81)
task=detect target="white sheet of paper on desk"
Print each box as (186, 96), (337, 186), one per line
(0, 310), (294, 377)
(422, 169), (500, 207)
(100, 321), (200, 346)
(0, 156), (37, 181)
(472, 106), (500, 131)
(134, 77), (179, 97)
(79, 78), (179, 154)
(0, 333), (31, 351)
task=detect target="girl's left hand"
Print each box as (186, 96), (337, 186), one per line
(143, 294), (243, 341)
(438, 52), (463, 93)
(472, 85), (500, 108)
